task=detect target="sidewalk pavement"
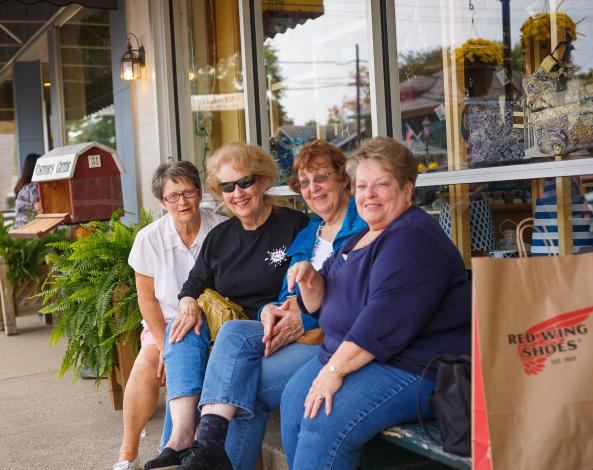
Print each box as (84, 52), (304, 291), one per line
(0, 314), (166, 469)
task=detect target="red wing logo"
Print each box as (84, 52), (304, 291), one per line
(516, 306), (593, 375)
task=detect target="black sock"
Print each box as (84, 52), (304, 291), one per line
(197, 414), (229, 451)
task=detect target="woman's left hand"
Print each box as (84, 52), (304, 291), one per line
(304, 365), (344, 418)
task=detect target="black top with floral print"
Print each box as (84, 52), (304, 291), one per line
(179, 206), (308, 319)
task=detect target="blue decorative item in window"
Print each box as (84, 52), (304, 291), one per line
(438, 200), (497, 253)
(531, 196), (593, 256)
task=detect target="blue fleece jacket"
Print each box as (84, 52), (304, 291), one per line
(260, 198), (367, 332)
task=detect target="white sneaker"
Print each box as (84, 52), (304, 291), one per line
(112, 457), (139, 470)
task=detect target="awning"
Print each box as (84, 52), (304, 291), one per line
(0, 1), (117, 80)
(262, 0), (324, 39)
(0, 1), (117, 8)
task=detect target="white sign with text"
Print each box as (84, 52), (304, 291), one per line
(32, 155), (76, 182)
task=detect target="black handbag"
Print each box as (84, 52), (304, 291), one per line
(417, 354), (471, 456)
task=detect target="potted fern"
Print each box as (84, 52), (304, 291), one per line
(39, 209), (153, 407)
(0, 215), (66, 332)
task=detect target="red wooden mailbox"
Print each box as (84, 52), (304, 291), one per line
(10, 142), (125, 237)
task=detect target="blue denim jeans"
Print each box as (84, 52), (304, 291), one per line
(159, 316), (211, 450)
(280, 357), (435, 470)
(199, 320), (320, 470)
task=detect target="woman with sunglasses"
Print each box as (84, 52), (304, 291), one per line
(114, 161), (226, 470)
(143, 143), (308, 469)
(174, 141), (366, 470)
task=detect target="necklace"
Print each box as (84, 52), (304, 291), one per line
(312, 221), (334, 260)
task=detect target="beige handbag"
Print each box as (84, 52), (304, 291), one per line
(197, 288), (248, 344)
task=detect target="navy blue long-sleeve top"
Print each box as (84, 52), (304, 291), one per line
(305, 206), (471, 381)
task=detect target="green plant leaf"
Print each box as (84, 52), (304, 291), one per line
(38, 209), (153, 387)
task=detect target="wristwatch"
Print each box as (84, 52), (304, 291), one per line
(328, 363), (347, 378)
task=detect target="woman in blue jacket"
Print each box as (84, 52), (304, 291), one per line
(173, 141), (366, 470)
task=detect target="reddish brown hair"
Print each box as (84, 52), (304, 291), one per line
(288, 140), (350, 193)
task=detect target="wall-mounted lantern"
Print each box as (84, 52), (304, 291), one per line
(120, 33), (144, 80)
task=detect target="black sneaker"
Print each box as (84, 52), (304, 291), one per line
(143, 446), (189, 469)
(178, 441), (232, 470)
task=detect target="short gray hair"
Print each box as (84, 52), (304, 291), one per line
(151, 160), (202, 200)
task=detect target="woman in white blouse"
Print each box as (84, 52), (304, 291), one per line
(113, 161), (226, 470)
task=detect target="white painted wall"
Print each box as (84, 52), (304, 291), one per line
(126, 0), (166, 217)
(0, 131), (16, 211)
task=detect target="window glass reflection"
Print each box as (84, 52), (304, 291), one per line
(186, 0), (245, 179)
(60, 9), (115, 148)
(262, 0), (373, 183)
(395, 0), (593, 173)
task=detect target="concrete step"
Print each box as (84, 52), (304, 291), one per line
(260, 410), (288, 470)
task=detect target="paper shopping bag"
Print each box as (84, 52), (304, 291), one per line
(472, 251), (593, 470)
(472, 301), (492, 470)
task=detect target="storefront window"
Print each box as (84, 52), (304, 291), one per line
(418, 175), (593, 262)
(262, 0), (373, 182)
(395, 0), (593, 173)
(185, 0), (245, 177)
(59, 9), (115, 148)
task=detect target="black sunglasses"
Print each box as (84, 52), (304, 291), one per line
(219, 175), (257, 193)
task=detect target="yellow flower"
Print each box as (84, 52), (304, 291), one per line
(455, 38), (503, 65)
(520, 12), (576, 49)
(417, 163), (427, 173)
(428, 162), (438, 171)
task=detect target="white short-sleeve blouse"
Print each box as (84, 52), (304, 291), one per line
(128, 208), (227, 323)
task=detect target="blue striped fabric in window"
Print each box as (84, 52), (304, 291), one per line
(531, 196), (593, 256)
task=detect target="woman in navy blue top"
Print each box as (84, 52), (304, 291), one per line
(281, 137), (471, 470)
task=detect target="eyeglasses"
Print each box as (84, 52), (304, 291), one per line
(162, 188), (199, 203)
(218, 175), (257, 193)
(298, 171), (336, 190)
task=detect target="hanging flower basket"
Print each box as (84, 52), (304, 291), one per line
(456, 39), (503, 97)
(520, 12), (576, 50)
(456, 38), (504, 66)
(520, 12), (576, 74)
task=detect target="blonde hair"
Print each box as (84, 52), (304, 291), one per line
(347, 137), (418, 188)
(206, 143), (280, 198)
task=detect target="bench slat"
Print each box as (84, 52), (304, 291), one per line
(380, 423), (471, 470)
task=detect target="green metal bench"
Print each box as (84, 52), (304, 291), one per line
(360, 422), (471, 470)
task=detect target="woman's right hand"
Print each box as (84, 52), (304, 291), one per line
(169, 296), (202, 343)
(156, 349), (166, 386)
(287, 261), (317, 293)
